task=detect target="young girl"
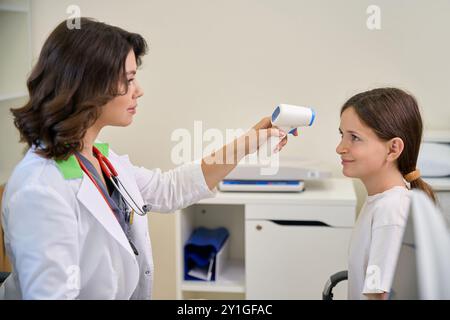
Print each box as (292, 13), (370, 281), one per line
(336, 87), (436, 300)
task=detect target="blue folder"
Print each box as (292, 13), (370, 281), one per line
(184, 227), (229, 281)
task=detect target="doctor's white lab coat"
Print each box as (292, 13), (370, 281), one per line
(0, 144), (215, 299)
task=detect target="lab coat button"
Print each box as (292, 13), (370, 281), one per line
(145, 270), (151, 276)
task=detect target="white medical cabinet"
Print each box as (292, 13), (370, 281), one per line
(175, 178), (356, 299)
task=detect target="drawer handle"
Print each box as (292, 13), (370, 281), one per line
(270, 220), (331, 227)
(256, 224), (263, 231)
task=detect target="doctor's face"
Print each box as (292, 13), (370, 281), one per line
(97, 50), (144, 127)
(336, 107), (389, 179)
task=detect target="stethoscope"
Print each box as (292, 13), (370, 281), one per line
(75, 146), (152, 218)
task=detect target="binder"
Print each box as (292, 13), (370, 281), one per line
(184, 227), (229, 281)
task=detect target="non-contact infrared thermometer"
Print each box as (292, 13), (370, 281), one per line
(271, 104), (315, 134)
(265, 104), (315, 155)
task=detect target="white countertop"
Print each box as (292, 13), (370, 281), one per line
(198, 178), (357, 206)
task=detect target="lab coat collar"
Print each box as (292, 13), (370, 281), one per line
(55, 142), (109, 180)
(76, 170), (138, 259)
(76, 172), (140, 297)
(73, 143), (138, 260)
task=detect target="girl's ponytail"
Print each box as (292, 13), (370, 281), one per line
(404, 169), (437, 203)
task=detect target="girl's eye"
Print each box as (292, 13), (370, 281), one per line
(128, 78), (135, 83)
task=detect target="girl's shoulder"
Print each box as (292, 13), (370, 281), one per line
(366, 186), (412, 229)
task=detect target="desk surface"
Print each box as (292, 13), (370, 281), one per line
(424, 177), (450, 191)
(198, 178), (356, 206)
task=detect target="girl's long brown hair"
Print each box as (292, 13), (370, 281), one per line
(11, 17), (147, 160)
(341, 88), (436, 203)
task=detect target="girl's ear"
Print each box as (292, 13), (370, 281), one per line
(387, 137), (404, 162)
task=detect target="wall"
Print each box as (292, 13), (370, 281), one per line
(0, 97), (28, 183)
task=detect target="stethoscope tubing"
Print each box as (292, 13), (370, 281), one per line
(76, 147), (151, 217)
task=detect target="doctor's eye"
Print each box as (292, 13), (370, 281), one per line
(351, 134), (360, 141)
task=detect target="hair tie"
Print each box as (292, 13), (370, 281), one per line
(404, 169), (421, 183)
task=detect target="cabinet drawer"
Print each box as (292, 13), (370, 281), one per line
(245, 219), (351, 299)
(246, 204), (355, 227)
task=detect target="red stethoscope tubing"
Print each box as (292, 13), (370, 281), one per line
(74, 152), (119, 221)
(93, 147), (118, 178)
(75, 147), (150, 217)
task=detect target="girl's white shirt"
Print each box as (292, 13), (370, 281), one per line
(348, 186), (411, 300)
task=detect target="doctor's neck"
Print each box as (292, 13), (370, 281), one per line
(81, 124), (103, 159)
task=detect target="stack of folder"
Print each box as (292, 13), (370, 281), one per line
(184, 227), (229, 281)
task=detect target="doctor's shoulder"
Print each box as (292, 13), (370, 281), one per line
(3, 148), (78, 212)
(369, 186), (412, 230)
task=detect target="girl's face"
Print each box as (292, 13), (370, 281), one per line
(336, 107), (390, 179)
(97, 50), (144, 127)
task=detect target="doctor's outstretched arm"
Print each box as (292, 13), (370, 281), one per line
(132, 117), (292, 213)
(200, 117), (290, 190)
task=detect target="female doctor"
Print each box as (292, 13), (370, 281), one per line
(0, 18), (291, 299)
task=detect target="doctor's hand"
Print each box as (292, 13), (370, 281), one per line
(244, 116), (297, 155)
(201, 117), (297, 191)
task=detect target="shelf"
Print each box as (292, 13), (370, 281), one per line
(0, 92), (27, 102)
(421, 131), (450, 192)
(181, 259), (245, 293)
(424, 177), (450, 191)
(423, 130), (450, 143)
(0, 3), (29, 12)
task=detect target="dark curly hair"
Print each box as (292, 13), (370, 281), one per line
(11, 17), (148, 160)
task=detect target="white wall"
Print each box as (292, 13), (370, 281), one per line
(1, 0), (449, 298)
(0, 97), (28, 183)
